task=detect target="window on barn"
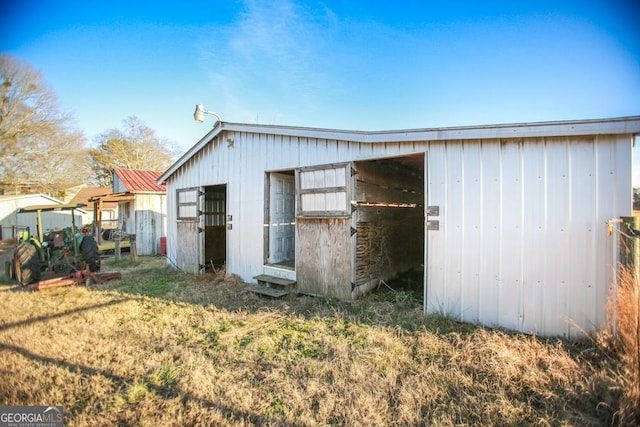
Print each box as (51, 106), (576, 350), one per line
(296, 164), (350, 217)
(177, 188), (198, 220)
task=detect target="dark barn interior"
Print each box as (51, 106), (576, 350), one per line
(352, 153), (425, 299)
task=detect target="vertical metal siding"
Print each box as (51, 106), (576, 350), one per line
(499, 141), (523, 332)
(425, 134), (631, 337)
(461, 141), (483, 323)
(425, 143), (447, 316)
(478, 141), (501, 326)
(1, 196), (92, 235)
(567, 138), (596, 332)
(444, 142), (464, 318)
(521, 138), (547, 333)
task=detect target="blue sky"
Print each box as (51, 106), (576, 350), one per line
(1, 1), (639, 182)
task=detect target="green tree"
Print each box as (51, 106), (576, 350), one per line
(0, 54), (90, 196)
(90, 116), (178, 186)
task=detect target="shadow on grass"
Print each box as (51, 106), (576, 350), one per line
(0, 342), (285, 426)
(0, 298), (131, 332)
(96, 257), (484, 335)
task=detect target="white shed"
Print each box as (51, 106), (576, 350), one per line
(158, 116), (640, 337)
(89, 169), (167, 256)
(0, 194), (90, 240)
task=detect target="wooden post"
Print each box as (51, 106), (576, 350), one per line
(130, 234), (138, 261)
(115, 236), (121, 261)
(94, 199), (102, 244)
(620, 216), (640, 278)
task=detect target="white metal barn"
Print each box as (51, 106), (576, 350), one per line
(0, 194), (90, 240)
(158, 116), (640, 337)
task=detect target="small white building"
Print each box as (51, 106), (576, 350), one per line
(158, 116), (640, 337)
(0, 194), (90, 240)
(91, 169), (167, 256)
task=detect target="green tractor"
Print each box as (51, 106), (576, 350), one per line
(11, 203), (100, 285)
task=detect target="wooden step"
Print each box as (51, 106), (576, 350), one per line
(245, 284), (289, 298)
(253, 274), (296, 290)
(246, 274), (297, 298)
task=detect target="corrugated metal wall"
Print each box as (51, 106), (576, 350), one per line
(165, 131), (631, 337)
(426, 135), (631, 337)
(1, 195), (91, 237)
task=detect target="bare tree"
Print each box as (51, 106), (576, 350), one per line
(90, 116), (178, 186)
(0, 54), (91, 196)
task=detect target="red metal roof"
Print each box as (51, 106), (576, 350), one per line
(114, 168), (166, 193)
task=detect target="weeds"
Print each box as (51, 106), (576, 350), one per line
(0, 256), (630, 425)
(605, 265), (640, 426)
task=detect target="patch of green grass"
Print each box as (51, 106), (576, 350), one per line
(110, 267), (175, 297)
(269, 319), (326, 360)
(148, 360), (181, 395)
(263, 398), (286, 417)
(125, 379), (152, 403)
(235, 335), (254, 350)
(202, 330), (221, 350)
(425, 313), (479, 335)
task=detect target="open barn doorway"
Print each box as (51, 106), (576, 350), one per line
(352, 153), (425, 301)
(265, 170), (296, 269)
(202, 184), (227, 271)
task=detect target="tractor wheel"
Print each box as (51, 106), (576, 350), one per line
(13, 242), (41, 285)
(80, 235), (101, 272)
(5, 259), (15, 280)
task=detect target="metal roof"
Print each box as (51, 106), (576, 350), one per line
(158, 116), (640, 184)
(0, 194), (63, 203)
(68, 187), (117, 209)
(114, 168), (166, 193)
(18, 203), (87, 213)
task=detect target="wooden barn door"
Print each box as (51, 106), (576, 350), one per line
(295, 163), (353, 300)
(176, 187), (203, 275)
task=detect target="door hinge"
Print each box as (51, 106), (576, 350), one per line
(426, 220), (439, 230)
(350, 226), (357, 236)
(426, 206), (440, 216)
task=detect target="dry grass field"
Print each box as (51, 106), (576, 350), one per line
(0, 254), (632, 426)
